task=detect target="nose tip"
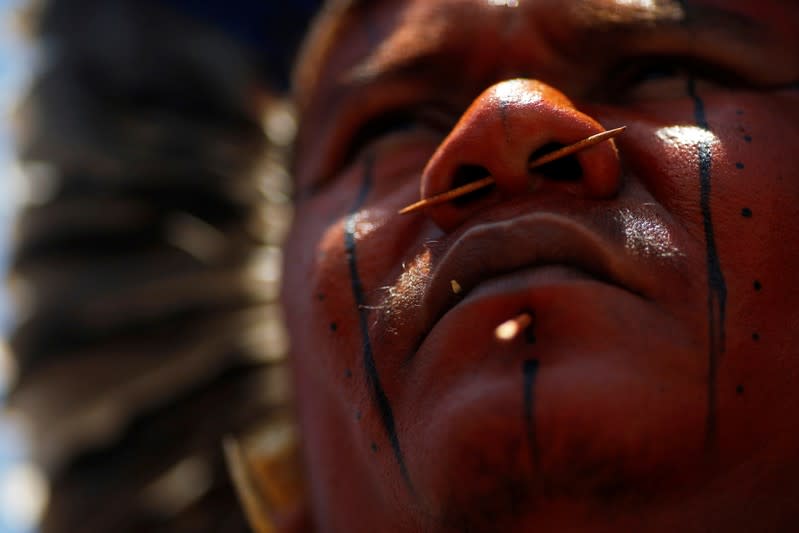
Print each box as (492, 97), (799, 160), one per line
(420, 79), (622, 232)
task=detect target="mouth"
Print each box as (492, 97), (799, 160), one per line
(413, 210), (650, 353)
(394, 210), (709, 512)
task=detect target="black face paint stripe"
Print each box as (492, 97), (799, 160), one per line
(686, 78), (728, 450)
(523, 359), (540, 469)
(345, 153), (415, 492)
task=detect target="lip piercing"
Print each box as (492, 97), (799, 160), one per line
(495, 312), (534, 342)
(398, 126), (626, 215)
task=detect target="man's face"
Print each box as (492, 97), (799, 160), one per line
(282, 0), (799, 530)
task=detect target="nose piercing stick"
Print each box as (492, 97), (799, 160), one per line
(398, 126), (626, 215)
(495, 312), (534, 342)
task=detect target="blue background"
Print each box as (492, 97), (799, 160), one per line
(0, 1), (34, 532)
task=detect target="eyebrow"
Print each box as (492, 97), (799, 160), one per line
(323, 0), (369, 19)
(317, 0), (789, 115)
(583, 0), (769, 42)
(340, 0), (770, 87)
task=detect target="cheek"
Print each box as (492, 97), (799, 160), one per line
(613, 91), (799, 459)
(283, 216), (359, 390)
(707, 94), (799, 340)
(282, 198), (393, 505)
(708, 99), (799, 448)
(282, 171), (433, 521)
(618, 93), (799, 308)
(281, 178), (365, 413)
(281, 171), (424, 425)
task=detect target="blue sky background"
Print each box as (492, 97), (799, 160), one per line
(0, 1), (41, 532)
(0, 0), (23, 317)
(0, 2), (23, 376)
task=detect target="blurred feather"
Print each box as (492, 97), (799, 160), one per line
(6, 0), (302, 531)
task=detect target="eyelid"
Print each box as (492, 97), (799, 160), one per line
(602, 56), (756, 102)
(339, 104), (456, 174)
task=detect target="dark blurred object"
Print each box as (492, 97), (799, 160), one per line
(5, 0), (316, 531)
(160, 0), (321, 91)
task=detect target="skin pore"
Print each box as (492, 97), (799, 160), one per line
(282, 0), (799, 531)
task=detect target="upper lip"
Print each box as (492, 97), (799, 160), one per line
(415, 210), (648, 346)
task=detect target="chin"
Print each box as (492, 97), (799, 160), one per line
(402, 338), (709, 532)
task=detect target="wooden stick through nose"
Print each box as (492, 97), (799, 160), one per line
(397, 126), (626, 215)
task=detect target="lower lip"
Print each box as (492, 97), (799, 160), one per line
(410, 265), (633, 393)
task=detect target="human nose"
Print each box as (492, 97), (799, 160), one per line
(420, 79), (622, 232)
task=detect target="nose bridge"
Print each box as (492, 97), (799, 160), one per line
(420, 79), (622, 233)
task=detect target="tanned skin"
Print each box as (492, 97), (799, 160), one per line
(283, 1), (799, 531)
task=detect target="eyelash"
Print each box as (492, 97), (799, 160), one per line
(341, 105), (456, 168)
(338, 62), (703, 170)
(609, 57), (748, 98)
(332, 57), (759, 178)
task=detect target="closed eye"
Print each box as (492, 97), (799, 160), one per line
(604, 57), (755, 102)
(340, 105), (456, 171)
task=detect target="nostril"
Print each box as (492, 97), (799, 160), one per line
(451, 164), (495, 206)
(528, 142), (583, 182)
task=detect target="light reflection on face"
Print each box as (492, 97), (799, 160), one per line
(283, 1), (799, 531)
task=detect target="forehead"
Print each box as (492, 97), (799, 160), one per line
(292, 1), (798, 139)
(296, 0), (797, 105)
(327, 0), (794, 30)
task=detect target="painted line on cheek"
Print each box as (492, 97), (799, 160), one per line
(344, 153), (416, 493)
(522, 359), (540, 469)
(686, 79), (728, 451)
